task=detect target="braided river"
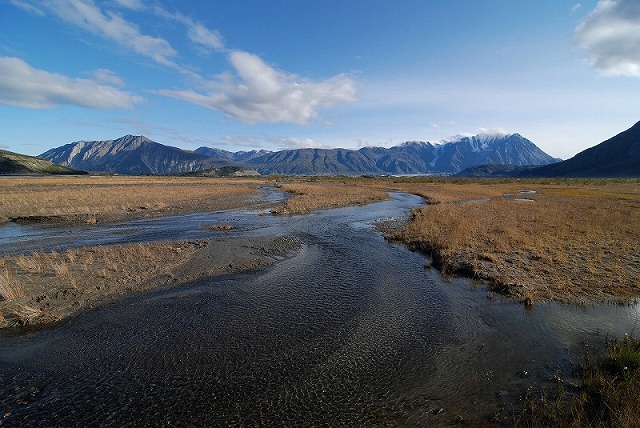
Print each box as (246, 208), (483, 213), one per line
(1, 191), (638, 426)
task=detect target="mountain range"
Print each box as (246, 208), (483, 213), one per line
(35, 122), (640, 177)
(37, 132), (558, 176)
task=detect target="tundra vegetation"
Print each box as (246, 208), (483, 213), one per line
(0, 242), (204, 327)
(271, 181), (389, 214)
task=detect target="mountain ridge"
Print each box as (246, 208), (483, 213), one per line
(198, 132), (558, 175)
(522, 121), (640, 178)
(1, 149), (86, 175)
(40, 135), (230, 175)
(40, 132), (558, 176)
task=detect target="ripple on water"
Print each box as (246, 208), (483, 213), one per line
(1, 193), (639, 426)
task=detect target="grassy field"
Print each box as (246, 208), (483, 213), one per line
(0, 175), (267, 223)
(385, 179), (640, 303)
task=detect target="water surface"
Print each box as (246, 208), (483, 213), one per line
(1, 192), (638, 426)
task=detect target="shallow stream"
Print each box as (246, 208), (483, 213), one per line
(1, 192), (639, 426)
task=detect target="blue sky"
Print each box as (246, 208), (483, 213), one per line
(1, 0), (639, 159)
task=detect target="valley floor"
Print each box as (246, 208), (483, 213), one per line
(1, 176), (639, 329)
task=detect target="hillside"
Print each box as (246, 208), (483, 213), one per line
(0, 150), (86, 175)
(524, 121), (640, 178)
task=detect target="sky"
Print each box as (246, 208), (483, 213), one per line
(1, 0), (639, 159)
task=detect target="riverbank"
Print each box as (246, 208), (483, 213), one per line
(386, 180), (640, 304)
(0, 176), (271, 226)
(265, 177), (640, 304)
(0, 236), (301, 328)
(2, 175), (638, 319)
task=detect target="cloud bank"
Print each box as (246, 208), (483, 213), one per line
(157, 51), (356, 124)
(0, 57), (142, 109)
(575, 0), (640, 77)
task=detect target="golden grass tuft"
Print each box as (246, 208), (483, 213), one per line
(515, 335), (640, 427)
(203, 223), (234, 231)
(4, 304), (59, 327)
(0, 241), (204, 328)
(0, 269), (25, 301)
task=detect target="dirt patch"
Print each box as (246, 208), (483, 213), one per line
(0, 236), (301, 329)
(10, 214), (99, 225)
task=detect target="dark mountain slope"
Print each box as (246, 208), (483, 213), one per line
(1, 150), (86, 175)
(226, 133), (557, 175)
(524, 121), (640, 178)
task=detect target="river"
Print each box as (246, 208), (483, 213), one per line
(1, 192), (639, 426)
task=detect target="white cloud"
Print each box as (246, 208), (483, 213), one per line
(156, 50), (357, 124)
(575, 0), (640, 77)
(187, 22), (225, 52)
(111, 0), (144, 11)
(88, 68), (125, 86)
(571, 3), (583, 13)
(39, 0), (180, 69)
(0, 56), (142, 109)
(151, 7), (225, 52)
(9, 0), (45, 16)
(477, 127), (509, 136)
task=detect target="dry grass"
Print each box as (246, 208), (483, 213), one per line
(0, 269), (25, 301)
(0, 241), (203, 327)
(0, 176), (266, 222)
(265, 177), (640, 303)
(271, 181), (389, 214)
(384, 179), (640, 303)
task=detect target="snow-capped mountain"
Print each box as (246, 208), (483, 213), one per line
(196, 132), (557, 175)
